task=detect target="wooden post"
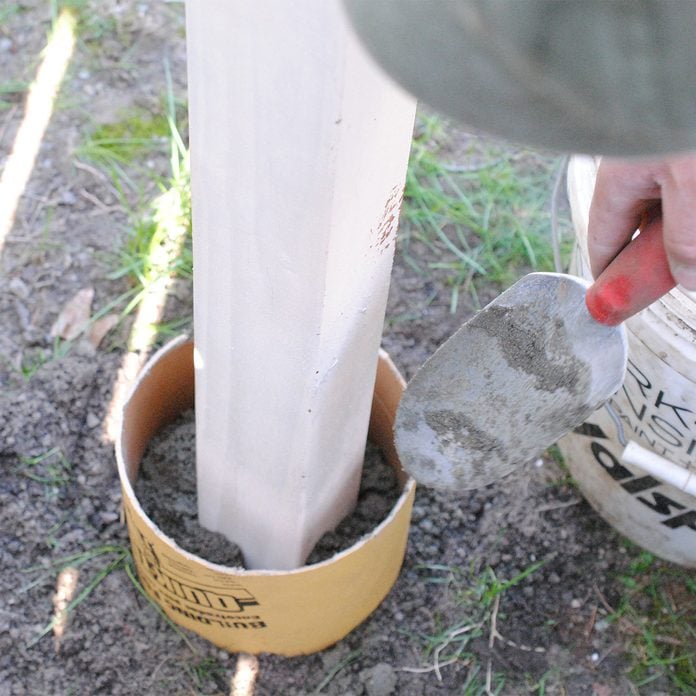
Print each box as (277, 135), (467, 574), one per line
(186, 0), (416, 569)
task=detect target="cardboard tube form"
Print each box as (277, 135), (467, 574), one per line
(116, 336), (415, 655)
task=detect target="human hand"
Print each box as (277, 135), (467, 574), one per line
(588, 153), (696, 291)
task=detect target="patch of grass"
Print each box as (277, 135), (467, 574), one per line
(525, 668), (559, 696)
(402, 560), (545, 689)
(19, 349), (51, 380)
(461, 666), (506, 696)
(0, 5), (21, 24)
(45, 515), (70, 550)
(611, 550), (696, 693)
(25, 544), (130, 646)
(151, 315), (194, 341)
(184, 656), (228, 693)
(110, 143), (192, 293)
(51, 0), (89, 15)
(25, 544), (199, 655)
(107, 113), (192, 331)
(545, 444), (565, 468)
(123, 559), (198, 653)
(312, 649), (362, 694)
(51, 0), (118, 45)
(18, 338), (71, 380)
(0, 80), (28, 109)
(542, 445), (578, 490)
(17, 447), (72, 488)
(401, 113), (572, 311)
(78, 69), (192, 344)
(75, 108), (172, 192)
(82, 111), (170, 162)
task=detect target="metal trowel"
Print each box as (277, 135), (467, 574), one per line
(395, 220), (677, 491)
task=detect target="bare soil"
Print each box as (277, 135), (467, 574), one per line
(0, 2), (688, 695)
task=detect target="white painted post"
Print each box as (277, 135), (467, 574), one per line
(186, 1), (416, 569)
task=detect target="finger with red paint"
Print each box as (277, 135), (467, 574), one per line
(585, 215), (676, 325)
(588, 153), (696, 290)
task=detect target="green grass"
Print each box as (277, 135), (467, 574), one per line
(75, 108), (173, 194)
(123, 559), (199, 653)
(125, 561), (229, 692)
(0, 5), (21, 24)
(148, 315), (195, 342)
(25, 544), (130, 646)
(17, 338), (71, 380)
(106, 109), (192, 339)
(51, 0), (118, 45)
(525, 669), (559, 696)
(401, 113), (572, 311)
(51, 0), (89, 16)
(401, 560), (545, 691)
(24, 543), (200, 655)
(0, 80), (28, 110)
(45, 515), (70, 550)
(20, 541), (225, 691)
(611, 550), (696, 693)
(109, 132), (192, 294)
(19, 348), (51, 380)
(184, 656), (228, 693)
(78, 110), (171, 164)
(76, 71), (193, 343)
(312, 649), (362, 694)
(17, 447), (72, 488)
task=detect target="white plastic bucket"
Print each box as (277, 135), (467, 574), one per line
(557, 156), (696, 567)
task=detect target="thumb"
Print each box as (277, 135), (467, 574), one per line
(659, 154), (696, 290)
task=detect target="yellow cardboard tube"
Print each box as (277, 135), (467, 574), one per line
(116, 336), (416, 655)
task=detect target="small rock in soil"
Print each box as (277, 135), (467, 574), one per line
(360, 662), (397, 696)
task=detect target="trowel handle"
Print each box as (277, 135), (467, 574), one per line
(585, 219), (676, 326)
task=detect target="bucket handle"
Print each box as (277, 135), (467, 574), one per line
(604, 402), (696, 497)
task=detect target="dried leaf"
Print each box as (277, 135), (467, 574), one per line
(86, 313), (119, 348)
(49, 287), (94, 341)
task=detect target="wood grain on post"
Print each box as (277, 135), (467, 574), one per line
(186, 1), (416, 569)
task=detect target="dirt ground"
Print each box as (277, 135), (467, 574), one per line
(0, 3), (693, 695)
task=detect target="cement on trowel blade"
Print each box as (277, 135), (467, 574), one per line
(395, 272), (628, 491)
